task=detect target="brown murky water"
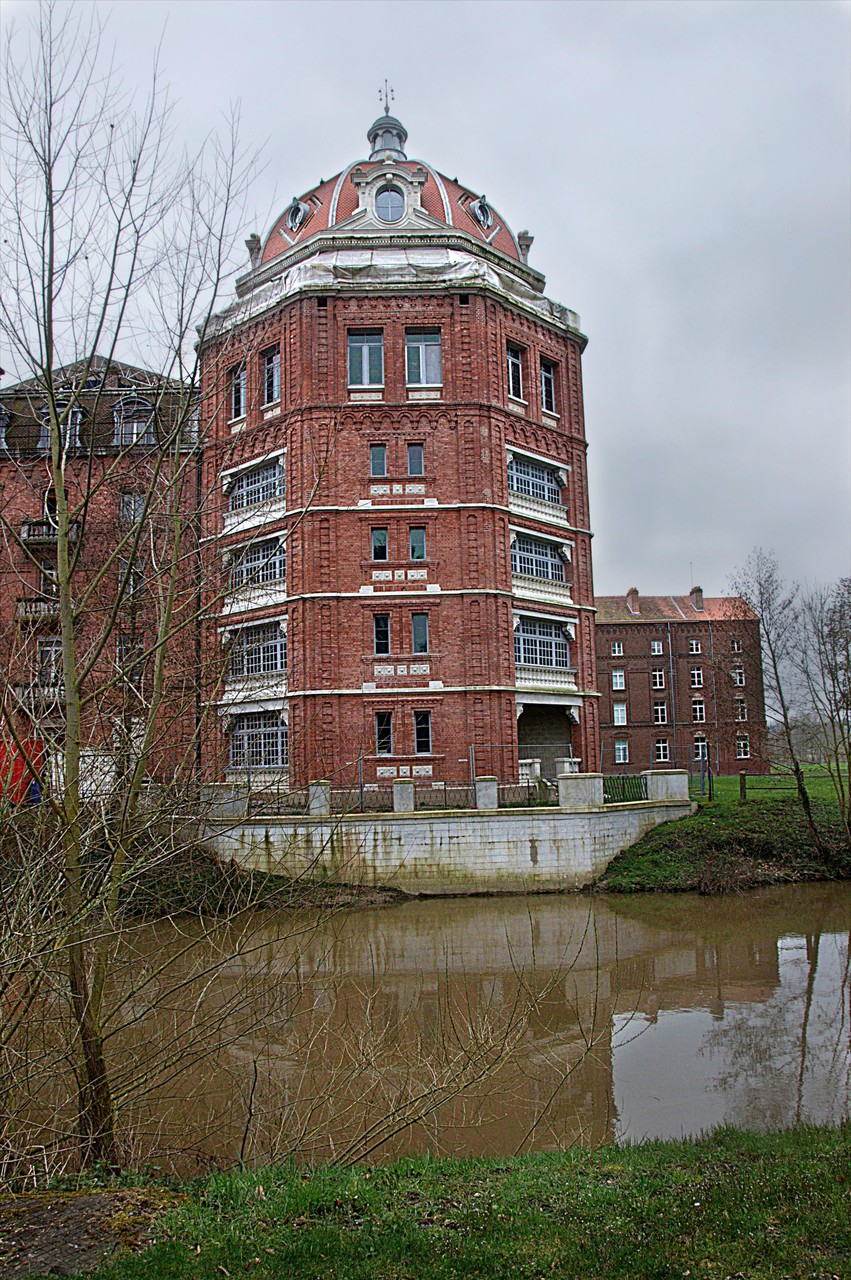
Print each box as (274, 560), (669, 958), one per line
(101, 882), (850, 1170)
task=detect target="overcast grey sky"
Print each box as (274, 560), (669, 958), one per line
(5, 0), (850, 595)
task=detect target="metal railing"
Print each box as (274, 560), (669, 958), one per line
(603, 775), (649, 804)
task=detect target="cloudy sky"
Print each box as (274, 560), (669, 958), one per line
(5, 0), (850, 595)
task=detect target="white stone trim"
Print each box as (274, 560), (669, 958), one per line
(506, 443), (571, 476)
(221, 447), (285, 484)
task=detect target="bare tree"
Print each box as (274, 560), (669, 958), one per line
(796, 579), (851, 845)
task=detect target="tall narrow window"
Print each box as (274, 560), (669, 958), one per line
(230, 365), (246, 420)
(651, 669), (665, 690)
(655, 739), (670, 763)
(736, 734), (751, 759)
(373, 614), (390, 656)
(507, 345), (524, 399)
(409, 527), (426, 561)
(40, 559), (58, 597)
(371, 528), (388, 561)
(348, 332), (384, 386)
(405, 331), (442, 385)
(370, 444), (387, 477)
(414, 710), (432, 754)
(407, 443), (424, 476)
(38, 639), (63, 686)
(689, 638), (702, 655)
(411, 613), (429, 654)
(613, 703), (627, 726)
(694, 735), (708, 761)
(612, 669), (625, 690)
(692, 699), (706, 723)
(614, 740), (629, 764)
(732, 638), (743, 653)
(540, 359), (557, 414)
(651, 639), (663, 655)
(690, 667), (704, 688)
(262, 349), (281, 405)
(610, 641), (623, 656)
(375, 711), (393, 755)
(653, 701), (667, 724)
(735, 699), (747, 722)
(732, 667), (746, 686)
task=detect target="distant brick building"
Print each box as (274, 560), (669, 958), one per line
(594, 587), (768, 775)
(198, 109), (599, 788)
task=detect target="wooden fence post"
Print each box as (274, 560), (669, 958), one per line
(739, 770), (748, 803)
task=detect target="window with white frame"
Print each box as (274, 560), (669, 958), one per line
(732, 638), (743, 653)
(409, 527), (426, 561)
(655, 739), (670, 763)
(405, 331), (442, 385)
(653, 701), (667, 724)
(651, 640), (663, 655)
(39, 403), (81, 450)
(118, 557), (144, 601)
(411, 613), (429, 655)
(540, 359), (557, 414)
(511, 534), (565, 581)
(230, 539), (286, 590)
(736, 734), (751, 759)
(38, 639), (63, 685)
(119, 492), (145, 524)
(690, 666), (704, 688)
(693, 734), (708, 761)
(612, 668), (625, 690)
(514, 617), (570, 668)
(613, 702), (627, 726)
(228, 622), (286, 678)
(113, 397), (154, 447)
(348, 332), (384, 386)
(507, 456), (562, 505)
(414, 709), (432, 754)
(732, 667), (746, 686)
(735, 698), (747, 722)
(689, 638), (702, 655)
(507, 345), (524, 399)
(262, 348), (281, 405)
(611, 641), (623, 656)
(228, 459), (285, 511)
(692, 698), (706, 723)
(229, 365), (247, 420)
(230, 712), (288, 769)
(614, 739), (629, 764)
(651, 668), (665, 690)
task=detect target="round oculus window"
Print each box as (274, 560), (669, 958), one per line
(375, 185), (405, 223)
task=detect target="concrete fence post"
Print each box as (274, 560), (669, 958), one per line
(554, 756), (581, 776)
(308, 780), (331, 817)
(640, 769), (690, 802)
(474, 776), (499, 811)
(393, 778), (416, 812)
(557, 772), (604, 810)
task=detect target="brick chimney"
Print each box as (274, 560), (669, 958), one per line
(690, 585), (704, 611)
(626, 587), (640, 614)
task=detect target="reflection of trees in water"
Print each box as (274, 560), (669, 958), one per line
(702, 930), (850, 1129)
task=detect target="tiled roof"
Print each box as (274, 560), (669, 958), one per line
(595, 594), (756, 623)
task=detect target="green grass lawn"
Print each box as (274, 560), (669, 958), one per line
(55, 1127), (851, 1280)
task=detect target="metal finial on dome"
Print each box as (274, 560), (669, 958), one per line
(379, 79), (394, 115)
(368, 88), (407, 161)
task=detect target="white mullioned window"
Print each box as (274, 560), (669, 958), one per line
(507, 456), (562, 504)
(652, 669), (665, 690)
(230, 365), (247, 420)
(736, 734), (751, 759)
(230, 712), (288, 770)
(507, 345), (524, 399)
(540, 359), (557, 414)
(612, 668), (625, 690)
(689, 638), (702, 655)
(228, 459), (285, 511)
(732, 638), (743, 653)
(228, 622), (286, 678)
(514, 618), (570, 668)
(690, 667), (704, 688)
(511, 534), (565, 582)
(611, 641), (623, 656)
(655, 739), (670, 763)
(614, 739), (629, 764)
(735, 699), (747, 722)
(405, 331), (442, 385)
(230, 539), (286, 590)
(651, 640), (663, 655)
(692, 699), (706, 723)
(694, 735), (708, 761)
(262, 349), (281, 405)
(40, 403), (81, 450)
(113, 396), (155, 446)
(613, 702), (627, 726)
(653, 701), (667, 724)
(732, 667), (746, 686)
(348, 332), (384, 386)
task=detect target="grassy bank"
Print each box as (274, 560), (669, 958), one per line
(5, 1127), (848, 1279)
(599, 777), (851, 893)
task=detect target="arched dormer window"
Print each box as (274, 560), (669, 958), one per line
(38, 401), (81, 451)
(113, 396), (155, 447)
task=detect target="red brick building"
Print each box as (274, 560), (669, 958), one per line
(595, 587), (768, 775)
(199, 111), (599, 788)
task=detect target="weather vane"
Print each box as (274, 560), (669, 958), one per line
(379, 80), (394, 115)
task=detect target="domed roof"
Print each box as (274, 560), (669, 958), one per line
(258, 114), (525, 269)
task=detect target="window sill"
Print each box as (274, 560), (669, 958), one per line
(507, 396), (527, 415)
(541, 409), (560, 422)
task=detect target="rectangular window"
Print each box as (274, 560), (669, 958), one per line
(651, 640), (663, 655)
(653, 701), (668, 724)
(694, 735), (708, 761)
(371, 528), (388, 561)
(511, 534), (565, 582)
(732, 667), (746, 686)
(405, 331), (442, 385)
(230, 712), (288, 769)
(736, 734), (751, 760)
(507, 456), (562, 505)
(409, 527), (426, 561)
(40, 559), (58, 597)
(735, 699), (747, 722)
(732, 638), (743, 653)
(375, 710), (393, 755)
(540, 359), (556, 414)
(230, 539), (286, 589)
(118, 557), (144, 601)
(612, 668), (625, 690)
(228, 460), (285, 511)
(262, 348), (281, 405)
(113, 401), (154, 447)
(690, 667), (704, 688)
(614, 739), (629, 764)
(689, 638), (702, 655)
(411, 612), (429, 654)
(611, 641), (623, 656)
(507, 345), (524, 399)
(119, 492), (145, 524)
(514, 618), (570, 668)
(230, 365), (247, 420)
(370, 444), (387, 477)
(613, 702), (627, 726)
(414, 709), (432, 754)
(373, 614), (390, 656)
(229, 622), (287, 677)
(407, 443), (424, 476)
(692, 699), (706, 723)
(651, 669), (665, 690)
(655, 739), (670, 763)
(38, 639), (63, 685)
(348, 331), (384, 386)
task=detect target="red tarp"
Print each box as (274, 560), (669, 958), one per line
(0, 738), (46, 802)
